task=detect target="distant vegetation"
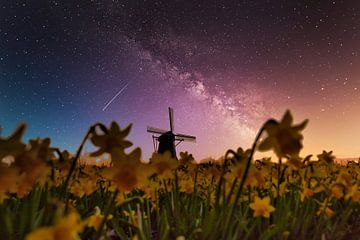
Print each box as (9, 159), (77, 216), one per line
(0, 111), (359, 239)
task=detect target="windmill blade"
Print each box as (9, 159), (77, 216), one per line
(147, 126), (167, 134)
(175, 133), (196, 142)
(175, 136), (196, 142)
(169, 107), (174, 132)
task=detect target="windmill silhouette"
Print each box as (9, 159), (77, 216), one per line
(147, 107), (196, 159)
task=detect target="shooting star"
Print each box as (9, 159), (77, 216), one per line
(102, 82), (130, 111)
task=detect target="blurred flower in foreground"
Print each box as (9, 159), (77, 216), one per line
(258, 110), (308, 158)
(101, 148), (151, 192)
(150, 151), (179, 179)
(249, 196), (275, 218)
(0, 123), (26, 160)
(90, 122), (133, 164)
(25, 211), (84, 240)
(0, 163), (19, 203)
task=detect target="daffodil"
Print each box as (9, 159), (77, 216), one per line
(345, 184), (360, 202)
(0, 123), (26, 160)
(123, 209), (147, 227)
(236, 147), (252, 161)
(101, 148), (152, 192)
(13, 138), (53, 197)
(272, 181), (288, 198)
(142, 181), (158, 201)
(90, 122), (133, 164)
(179, 177), (194, 193)
(179, 151), (194, 165)
(228, 162), (266, 188)
(249, 196), (275, 218)
(258, 110), (308, 158)
(69, 177), (97, 197)
(335, 169), (352, 186)
(285, 156), (304, 171)
(25, 212), (84, 240)
(149, 151), (179, 179)
(330, 183), (344, 199)
(317, 150), (335, 164)
(316, 201), (334, 217)
(87, 206), (113, 231)
(300, 187), (314, 202)
(53, 150), (73, 178)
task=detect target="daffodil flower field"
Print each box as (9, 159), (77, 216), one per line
(0, 111), (359, 239)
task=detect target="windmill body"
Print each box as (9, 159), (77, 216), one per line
(158, 131), (176, 157)
(147, 107), (196, 159)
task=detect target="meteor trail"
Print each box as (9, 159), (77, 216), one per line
(102, 82), (130, 111)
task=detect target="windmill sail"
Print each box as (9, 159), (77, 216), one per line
(175, 133), (196, 142)
(147, 126), (167, 134)
(169, 107), (174, 132)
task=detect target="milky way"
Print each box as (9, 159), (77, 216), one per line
(0, 1), (359, 160)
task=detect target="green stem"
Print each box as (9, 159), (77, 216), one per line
(225, 178), (238, 205)
(61, 125), (96, 200)
(277, 157), (282, 199)
(94, 190), (119, 240)
(215, 154), (232, 210)
(223, 121), (269, 238)
(233, 122), (268, 208)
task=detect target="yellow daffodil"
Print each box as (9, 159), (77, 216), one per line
(87, 206), (113, 231)
(69, 178), (97, 197)
(179, 177), (194, 193)
(0, 123), (26, 160)
(101, 148), (152, 192)
(149, 151), (179, 178)
(258, 110), (308, 158)
(123, 209), (147, 227)
(114, 192), (127, 205)
(272, 181), (288, 198)
(330, 183), (345, 200)
(25, 212), (84, 240)
(336, 170), (352, 187)
(316, 201), (334, 217)
(179, 151), (194, 165)
(90, 122), (133, 164)
(228, 162), (266, 189)
(317, 150), (335, 164)
(300, 187), (314, 202)
(345, 184), (360, 202)
(13, 138), (53, 197)
(142, 181), (158, 201)
(249, 196), (275, 218)
(285, 156), (304, 171)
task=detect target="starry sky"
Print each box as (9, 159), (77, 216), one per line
(0, 0), (359, 160)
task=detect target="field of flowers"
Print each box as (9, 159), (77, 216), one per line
(0, 111), (359, 240)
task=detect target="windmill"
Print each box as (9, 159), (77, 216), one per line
(147, 107), (196, 159)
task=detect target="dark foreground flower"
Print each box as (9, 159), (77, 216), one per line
(258, 110), (308, 158)
(90, 121), (133, 164)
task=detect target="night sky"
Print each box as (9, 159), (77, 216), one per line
(0, 1), (359, 160)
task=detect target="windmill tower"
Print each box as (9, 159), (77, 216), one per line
(147, 107), (196, 159)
